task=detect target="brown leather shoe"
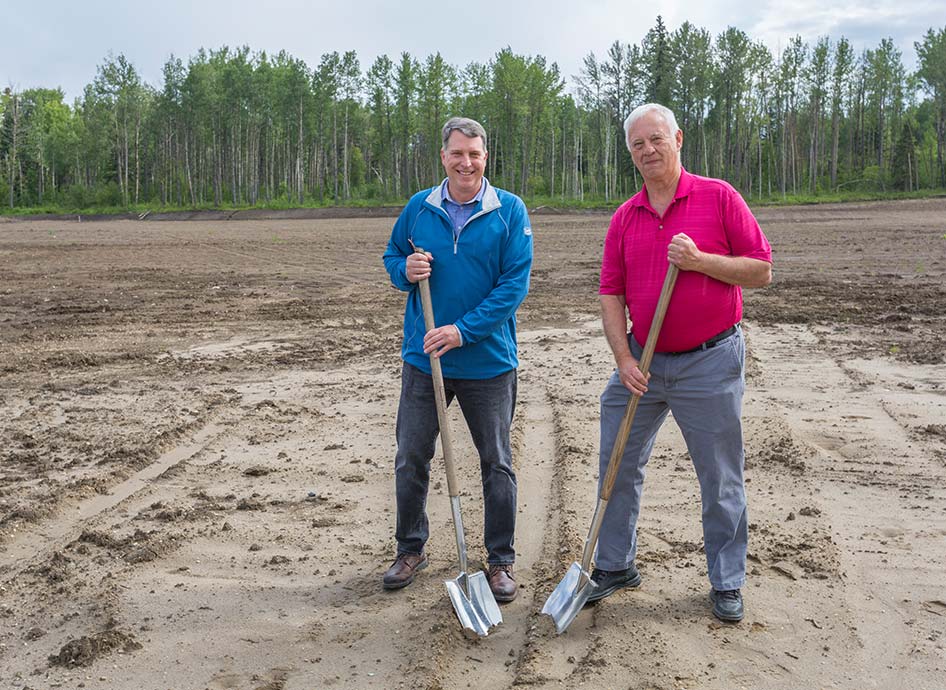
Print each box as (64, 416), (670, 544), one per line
(487, 564), (517, 602)
(382, 553), (427, 590)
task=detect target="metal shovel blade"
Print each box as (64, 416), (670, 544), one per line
(541, 561), (598, 633)
(445, 571), (503, 637)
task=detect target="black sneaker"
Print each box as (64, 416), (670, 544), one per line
(710, 588), (744, 622)
(585, 564), (642, 603)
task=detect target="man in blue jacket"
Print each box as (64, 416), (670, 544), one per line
(381, 117), (533, 602)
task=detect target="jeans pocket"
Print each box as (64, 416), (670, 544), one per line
(726, 333), (745, 379)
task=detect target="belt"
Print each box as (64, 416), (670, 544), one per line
(666, 325), (738, 355)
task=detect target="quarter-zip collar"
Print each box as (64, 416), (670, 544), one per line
(424, 178), (502, 254)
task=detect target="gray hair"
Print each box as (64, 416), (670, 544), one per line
(623, 103), (680, 152)
(442, 117), (487, 151)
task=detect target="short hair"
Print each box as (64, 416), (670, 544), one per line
(442, 117), (487, 151)
(623, 103), (680, 152)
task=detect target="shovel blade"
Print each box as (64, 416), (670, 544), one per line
(541, 561), (597, 633)
(445, 571), (502, 637)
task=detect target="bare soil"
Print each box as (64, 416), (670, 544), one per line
(1, 198), (945, 689)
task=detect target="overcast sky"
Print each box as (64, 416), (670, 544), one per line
(4, 0), (944, 103)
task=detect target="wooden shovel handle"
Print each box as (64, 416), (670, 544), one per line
(598, 264), (679, 501)
(415, 256), (461, 499)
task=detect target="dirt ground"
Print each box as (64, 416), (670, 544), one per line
(1, 198), (945, 690)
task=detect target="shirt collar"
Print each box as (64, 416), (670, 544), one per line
(630, 166), (693, 209)
(440, 177), (488, 206)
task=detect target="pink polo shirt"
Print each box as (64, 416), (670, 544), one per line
(600, 168), (772, 352)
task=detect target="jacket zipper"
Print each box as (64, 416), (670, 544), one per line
(454, 208), (489, 255)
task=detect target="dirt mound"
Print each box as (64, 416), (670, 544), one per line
(49, 629), (142, 668)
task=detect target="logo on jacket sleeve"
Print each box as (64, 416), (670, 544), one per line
(524, 226), (532, 236)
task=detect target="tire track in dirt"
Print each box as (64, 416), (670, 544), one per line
(429, 380), (563, 687)
(406, 329), (608, 689)
(506, 329), (614, 686)
(2, 361), (408, 688)
(0, 377), (287, 580)
(0, 418), (232, 577)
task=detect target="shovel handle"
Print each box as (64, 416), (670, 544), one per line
(416, 269), (461, 499)
(599, 263), (679, 501)
(576, 263), (678, 576)
(415, 249), (472, 576)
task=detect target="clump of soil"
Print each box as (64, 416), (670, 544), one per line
(747, 432), (810, 474)
(48, 628), (142, 667)
(1, 505), (52, 525)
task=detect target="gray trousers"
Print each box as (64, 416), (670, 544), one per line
(394, 362), (517, 564)
(596, 326), (748, 591)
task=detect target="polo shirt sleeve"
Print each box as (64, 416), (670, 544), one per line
(599, 205), (627, 295)
(722, 188), (772, 263)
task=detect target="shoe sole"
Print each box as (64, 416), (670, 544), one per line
(712, 609), (744, 622)
(382, 559), (428, 590)
(585, 573), (642, 604)
(711, 606), (744, 622)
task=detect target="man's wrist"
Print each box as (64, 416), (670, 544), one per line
(452, 324), (463, 346)
(614, 351), (635, 369)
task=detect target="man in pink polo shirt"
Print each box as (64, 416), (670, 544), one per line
(589, 103), (772, 622)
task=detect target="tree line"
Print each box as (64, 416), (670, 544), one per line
(2, 18), (946, 210)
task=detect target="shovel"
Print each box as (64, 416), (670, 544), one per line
(542, 263), (679, 633)
(415, 257), (502, 638)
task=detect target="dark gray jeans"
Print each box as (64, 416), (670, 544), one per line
(394, 362), (517, 565)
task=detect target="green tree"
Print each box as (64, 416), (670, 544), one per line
(338, 51), (362, 200)
(805, 37), (831, 193)
(92, 53), (149, 204)
(393, 52), (418, 195)
(1, 89), (23, 207)
(712, 27), (753, 182)
(365, 55), (395, 197)
(916, 27), (946, 186)
(672, 23), (713, 175)
(417, 53), (456, 183)
(575, 51), (606, 199)
(891, 119), (918, 190)
(643, 16), (674, 105)
(864, 38), (905, 188)
(775, 36), (807, 195)
(829, 37), (855, 189)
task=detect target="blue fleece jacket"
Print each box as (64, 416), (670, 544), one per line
(383, 179), (533, 379)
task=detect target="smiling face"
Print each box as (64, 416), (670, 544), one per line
(627, 111), (683, 187)
(440, 130), (488, 203)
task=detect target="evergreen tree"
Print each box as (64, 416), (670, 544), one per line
(916, 27), (946, 186)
